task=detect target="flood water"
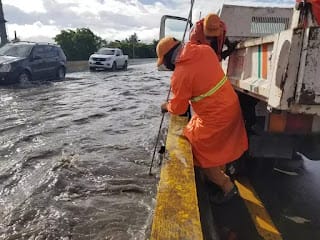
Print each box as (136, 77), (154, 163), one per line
(0, 60), (172, 240)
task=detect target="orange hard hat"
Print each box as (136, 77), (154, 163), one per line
(156, 37), (180, 66)
(204, 14), (221, 37)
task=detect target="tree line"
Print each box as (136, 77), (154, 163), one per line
(54, 28), (159, 61)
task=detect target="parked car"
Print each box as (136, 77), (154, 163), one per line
(0, 41), (67, 85)
(88, 48), (128, 71)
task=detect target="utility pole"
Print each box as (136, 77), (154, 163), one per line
(0, 0), (8, 46)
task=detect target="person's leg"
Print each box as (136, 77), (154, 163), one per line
(202, 166), (234, 194)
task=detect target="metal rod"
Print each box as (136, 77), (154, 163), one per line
(149, 0), (196, 175)
(182, 0), (195, 43)
(148, 88), (171, 175)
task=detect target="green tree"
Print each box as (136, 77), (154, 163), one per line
(128, 32), (139, 43)
(54, 28), (106, 60)
(54, 29), (158, 60)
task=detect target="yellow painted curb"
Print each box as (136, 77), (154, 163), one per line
(150, 115), (203, 240)
(236, 178), (283, 240)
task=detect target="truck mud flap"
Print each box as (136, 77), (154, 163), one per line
(295, 135), (320, 160)
(249, 134), (295, 159)
(249, 134), (320, 160)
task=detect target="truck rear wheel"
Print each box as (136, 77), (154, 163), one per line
(122, 61), (128, 70)
(111, 62), (117, 71)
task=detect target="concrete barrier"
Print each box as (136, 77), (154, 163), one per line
(150, 115), (203, 240)
(66, 61), (88, 73)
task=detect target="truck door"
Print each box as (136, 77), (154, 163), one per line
(116, 49), (124, 67)
(159, 15), (192, 40)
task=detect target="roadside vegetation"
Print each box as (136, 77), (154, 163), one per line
(54, 28), (158, 61)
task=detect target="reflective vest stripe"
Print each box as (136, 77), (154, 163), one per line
(191, 75), (227, 102)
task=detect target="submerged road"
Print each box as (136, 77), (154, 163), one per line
(0, 60), (172, 240)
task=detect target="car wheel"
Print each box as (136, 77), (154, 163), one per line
(111, 62), (117, 71)
(57, 66), (66, 80)
(122, 61), (128, 70)
(18, 71), (31, 83)
(89, 67), (96, 71)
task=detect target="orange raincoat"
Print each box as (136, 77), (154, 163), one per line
(189, 18), (227, 61)
(296, 0), (320, 25)
(167, 43), (248, 168)
(309, 0), (320, 24)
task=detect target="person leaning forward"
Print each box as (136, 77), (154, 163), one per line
(156, 37), (248, 204)
(189, 13), (238, 61)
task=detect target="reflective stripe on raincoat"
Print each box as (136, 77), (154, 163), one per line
(167, 42), (248, 168)
(190, 75), (227, 102)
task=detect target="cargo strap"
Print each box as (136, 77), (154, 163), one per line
(191, 75), (227, 102)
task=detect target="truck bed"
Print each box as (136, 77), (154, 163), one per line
(226, 25), (320, 115)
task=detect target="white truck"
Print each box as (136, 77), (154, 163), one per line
(159, 1), (320, 166)
(88, 47), (128, 71)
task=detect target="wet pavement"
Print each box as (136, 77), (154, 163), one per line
(0, 60), (171, 240)
(206, 158), (320, 240)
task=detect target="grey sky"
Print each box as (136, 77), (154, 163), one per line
(2, 0), (295, 43)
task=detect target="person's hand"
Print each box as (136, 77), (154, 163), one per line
(161, 102), (168, 113)
(222, 41), (240, 60)
(229, 40), (239, 51)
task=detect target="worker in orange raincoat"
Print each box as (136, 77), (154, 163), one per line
(156, 37), (248, 204)
(189, 13), (238, 61)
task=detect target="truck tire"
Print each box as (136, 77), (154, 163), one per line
(111, 62), (117, 71)
(122, 61), (128, 70)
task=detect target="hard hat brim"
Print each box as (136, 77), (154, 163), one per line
(204, 28), (220, 37)
(157, 56), (164, 67)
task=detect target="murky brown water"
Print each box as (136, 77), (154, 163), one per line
(0, 60), (172, 240)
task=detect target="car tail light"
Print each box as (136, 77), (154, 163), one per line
(285, 113), (313, 134)
(269, 112), (286, 132)
(268, 112), (313, 134)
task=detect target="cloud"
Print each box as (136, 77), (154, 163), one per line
(3, 0), (46, 13)
(2, 0), (295, 43)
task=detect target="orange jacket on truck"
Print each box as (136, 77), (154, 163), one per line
(189, 18), (227, 61)
(167, 43), (248, 168)
(297, 0), (320, 24)
(310, 0), (320, 24)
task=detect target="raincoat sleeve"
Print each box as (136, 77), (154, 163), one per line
(167, 70), (192, 115)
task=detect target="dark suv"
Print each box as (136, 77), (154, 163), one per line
(0, 42), (67, 85)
